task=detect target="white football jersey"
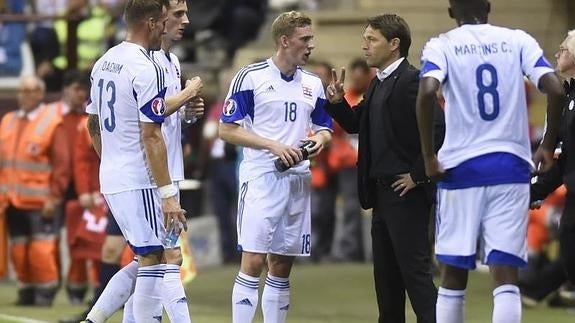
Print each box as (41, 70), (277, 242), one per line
(420, 24), (555, 169)
(151, 49), (184, 182)
(220, 58), (333, 183)
(87, 41), (167, 194)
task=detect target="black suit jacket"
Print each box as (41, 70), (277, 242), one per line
(324, 59), (445, 209)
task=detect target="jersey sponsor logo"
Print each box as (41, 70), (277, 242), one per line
(302, 84), (313, 99)
(223, 99), (237, 116)
(151, 97), (166, 116)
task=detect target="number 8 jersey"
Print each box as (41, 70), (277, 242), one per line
(87, 41), (167, 194)
(420, 24), (554, 170)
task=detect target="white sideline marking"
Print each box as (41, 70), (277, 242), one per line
(0, 313), (50, 323)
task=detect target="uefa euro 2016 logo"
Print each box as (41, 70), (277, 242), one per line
(223, 99), (237, 116)
(151, 97), (166, 116)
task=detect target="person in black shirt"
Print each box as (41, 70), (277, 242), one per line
(324, 14), (444, 323)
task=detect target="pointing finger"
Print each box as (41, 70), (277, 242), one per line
(340, 67), (346, 84)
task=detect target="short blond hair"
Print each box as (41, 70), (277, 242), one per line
(271, 11), (312, 45)
(566, 30), (575, 57)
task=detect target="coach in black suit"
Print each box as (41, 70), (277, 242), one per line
(324, 14), (444, 323)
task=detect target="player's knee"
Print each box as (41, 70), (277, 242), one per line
(240, 252), (267, 277)
(164, 248), (183, 266)
(139, 250), (163, 266)
(267, 254), (294, 277)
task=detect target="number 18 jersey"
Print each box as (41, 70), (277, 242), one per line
(87, 41), (167, 194)
(420, 24), (554, 169)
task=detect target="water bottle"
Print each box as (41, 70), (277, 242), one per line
(274, 140), (316, 172)
(163, 220), (183, 249)
(180, 106), (197, 124)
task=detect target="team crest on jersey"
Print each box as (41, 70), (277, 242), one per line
(302, 84), (313, 99)
(151, 97), (166, 116)
(223, 99), (237, 116)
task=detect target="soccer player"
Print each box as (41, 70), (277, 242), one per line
(218, 10), (333, 323)
(85, 0), (186, 322)
(83, 1), (203, 322)
(416, 1), (565, 322)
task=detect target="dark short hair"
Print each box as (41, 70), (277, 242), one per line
(124, 0), (169, 27)
(366, 14), (411, 57)
(63, 70), (90, 89)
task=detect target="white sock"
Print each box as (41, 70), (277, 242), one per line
(232, 272), (259, 323)
(493, 284), (521, 323)
(133, 264), (166, 323)
(121, 295), (135, 323)
(262, 273), (290, 323)
(87, 261), (138, 323)
(162, 264), (191, 323)
(436, 287), (464, 323)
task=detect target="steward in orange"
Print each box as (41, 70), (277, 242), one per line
(51, 70), (97, 305)
(0, 75), (70, 306)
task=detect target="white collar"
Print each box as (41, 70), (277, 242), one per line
(376, 57), (405, 81)
(17, 105), (42, 120)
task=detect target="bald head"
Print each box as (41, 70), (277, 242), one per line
(18, 75), (46, 113)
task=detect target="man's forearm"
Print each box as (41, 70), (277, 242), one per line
(219, 122), (275, 151)
(141, 124), (172, 187)
(87, 114), (102, 158)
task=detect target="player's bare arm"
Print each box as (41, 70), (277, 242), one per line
(533, 72), (565, 174)
(141, 122), (187, 231)
(87, 114), (102, 158)
(219, 122), (304, 167)
(305, 129), (332, 159)
(164, 76), (203, 116)
(416, 76), (444, 181)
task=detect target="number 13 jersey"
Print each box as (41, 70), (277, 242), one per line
(87, 41), (167, 194)
(420, 24), (554, 170)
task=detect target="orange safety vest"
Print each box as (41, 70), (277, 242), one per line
(0, 105), (63, 210)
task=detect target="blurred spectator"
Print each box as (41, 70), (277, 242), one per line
(0, 75), (70, 306)
(0, 0), (26, 76)
(186, 0), (268, 64)
(38, 0), (111, 91)
(46, 70), (96, 305)
(307, 60), (337, 262)
(30, 0), (67, 86)
(200, 68), (239, 263)
(520, 185), (572, 308)
(328, 58), (374, 261)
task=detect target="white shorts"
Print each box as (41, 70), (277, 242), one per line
(236, 172), (311, 256)
(435, 183), (529, 269)
(104, 188), (166, 256)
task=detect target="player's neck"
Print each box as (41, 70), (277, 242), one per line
(161, 38), (173, 53)
(271, 55), (297, 77)
(125, 29), (153, 51)
(457, 16), (487, 25)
